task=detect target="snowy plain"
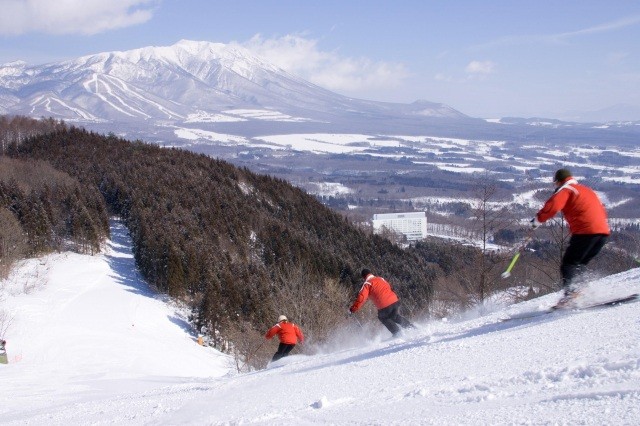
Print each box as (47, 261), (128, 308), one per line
(170, 129), (640, 186)
(1, 219), (640, 425)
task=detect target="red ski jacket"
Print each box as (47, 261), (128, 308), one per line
(265, 321), (304, 345)
(536, 177), (610, 235)
(350, 274), (399, 313)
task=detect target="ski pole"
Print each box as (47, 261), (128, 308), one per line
(348, 312), (363, 328)
(501, 252), (521, 279)
(501, 231), (534, 279)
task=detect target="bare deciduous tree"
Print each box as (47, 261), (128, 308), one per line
(468, 177), (515, 305)
(0, 309), (13, 339)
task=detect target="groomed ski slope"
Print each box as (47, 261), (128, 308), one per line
(1, 219), (639, 425)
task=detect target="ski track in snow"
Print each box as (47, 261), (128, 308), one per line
(83, 74), (142, 118)
(1, 219), (640, 424)
(107, 76), (184, 120)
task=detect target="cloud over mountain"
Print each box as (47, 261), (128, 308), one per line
(0, 0), (156, 35)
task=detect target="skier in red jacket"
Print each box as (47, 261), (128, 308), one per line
(531, 168), (610, 305)
(349, 269), (415, 337)
(265, 315), (304, 362)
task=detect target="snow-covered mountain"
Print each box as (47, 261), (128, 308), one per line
(2, 219), (640, 424)
(0, 40), (466, 124)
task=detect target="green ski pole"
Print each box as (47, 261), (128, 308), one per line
(501, 231), (534, 279)
(501, 252), (521, 278)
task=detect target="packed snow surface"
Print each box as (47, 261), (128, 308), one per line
(1, 220), (639, 425)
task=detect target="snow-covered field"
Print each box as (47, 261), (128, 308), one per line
(171, 129), (640, 185)
(1, 219), (640, 425)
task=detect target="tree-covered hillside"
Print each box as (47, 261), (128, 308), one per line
(0, 156), (109, 277)
(7, 123), (436, 352)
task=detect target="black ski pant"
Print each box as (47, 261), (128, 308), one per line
(271, 343), (295, 362)
(377, 301), (415, 336)
(561, 234), (608, 288)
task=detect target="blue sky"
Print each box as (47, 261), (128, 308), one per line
(1, 0), (639, 119)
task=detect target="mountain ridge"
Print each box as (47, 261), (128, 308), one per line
(0, 40), (467, 124)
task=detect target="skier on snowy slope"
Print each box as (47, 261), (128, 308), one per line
(530, 168), (610, 307)
(265, 315), (304, 362)
(349, 269), (415, 337)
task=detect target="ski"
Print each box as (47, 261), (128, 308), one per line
(501, 293), (639, 322)
(575, 293), (639, 310)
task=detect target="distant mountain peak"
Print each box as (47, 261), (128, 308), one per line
(1, 60), (27, 68)
(0, 60), (27, 77)
(0, 40), (467, 125)
(411, 99), (438, 105)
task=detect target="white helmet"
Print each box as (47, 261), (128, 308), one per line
(278, 315), (288, 322)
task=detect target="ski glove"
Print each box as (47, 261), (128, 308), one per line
(530, 217), (541, 229)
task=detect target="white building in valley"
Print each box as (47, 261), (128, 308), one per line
(372, 212), (427, 242)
